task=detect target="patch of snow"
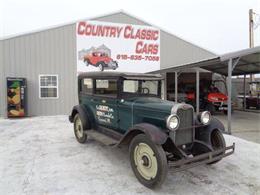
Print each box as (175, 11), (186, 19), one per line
(0, 116), (259, 195)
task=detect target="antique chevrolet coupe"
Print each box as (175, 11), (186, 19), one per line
(83, 51), (118, 71)
(69, 72), (234, 188)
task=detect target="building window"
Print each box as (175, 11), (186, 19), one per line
(39, 75), (59, 99)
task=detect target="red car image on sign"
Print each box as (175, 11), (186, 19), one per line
(83, 51), (118, 71)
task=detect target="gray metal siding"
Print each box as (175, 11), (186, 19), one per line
(95, 12), (149, 26)
(0, 40), (4, 117)
(160, 31), (215, 69)
(1, 24), (77, 117)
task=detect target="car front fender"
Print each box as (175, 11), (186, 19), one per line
(118, 123), (168, 146)
(195, 117), (225, 145)
(69, 105), (91, 130)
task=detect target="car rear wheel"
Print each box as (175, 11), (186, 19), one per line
(73, 114), (87, 143)
(207, 129), (226, 165)
(223, 108), (233, 115)
(129, 134), (168, 189)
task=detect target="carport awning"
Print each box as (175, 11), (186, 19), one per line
(156, 46), (260, 76)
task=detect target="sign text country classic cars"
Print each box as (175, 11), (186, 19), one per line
(76, 21), (160, 73)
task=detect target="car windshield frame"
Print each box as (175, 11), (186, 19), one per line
(120, 78), (162, 98)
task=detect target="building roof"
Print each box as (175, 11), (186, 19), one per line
(78, 71), (163, 80)
(154, 46), (260, 76)
(0, 10), (216, 55)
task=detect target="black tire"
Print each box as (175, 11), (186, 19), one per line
(73, 114), (87, 143)
(129, 134), (168, 189)
(207, 129), (226, 165)
(205, 103), (216, 115)
(98, 62), (104, 71)
(223, 108), (234, 115)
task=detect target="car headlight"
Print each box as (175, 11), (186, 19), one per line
(166, 114), (179, 131)
(199, 111), (211, 125)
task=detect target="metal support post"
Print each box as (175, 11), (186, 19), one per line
(227, 59), (232, 134)
(162, 73), (167, 100)
(175, 72), (178, 103)
(196, 70), (200, 114)
(243, 74), (246, 110)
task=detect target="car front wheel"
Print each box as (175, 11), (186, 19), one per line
(73, 114), (87, 143)
(129, 134), (168, 189)
(207, 129), (226, 165)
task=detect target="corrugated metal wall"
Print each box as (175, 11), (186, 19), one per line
(160, 31), (215, 69)
(0, 40), (4, 117)
(0, 12), (216, 117)
(1, 24), (77, 117)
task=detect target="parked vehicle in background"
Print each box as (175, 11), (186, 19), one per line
(168, 80), (233, 115)
(83, 51), (118, 71)
(69, 72), (234, 189)
(199, 80), (232, 114)
(245, 81), (260, 110)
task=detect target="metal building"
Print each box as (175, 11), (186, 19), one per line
(0, 11), (215, 117)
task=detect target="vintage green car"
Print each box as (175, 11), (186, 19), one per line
(69, 72), (234, 188)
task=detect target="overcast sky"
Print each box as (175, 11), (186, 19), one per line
(0, 0), (259, 54)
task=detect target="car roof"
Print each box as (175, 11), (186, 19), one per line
(78, 71), (163, 80)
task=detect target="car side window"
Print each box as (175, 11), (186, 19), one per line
(123, 80), (139, 93)
(81, 78), (93, 94)
(95, 79), (117, 97)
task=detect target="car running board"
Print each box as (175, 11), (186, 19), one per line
(86, 130), (119, 146)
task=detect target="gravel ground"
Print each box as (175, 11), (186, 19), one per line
(0, 116), (260, 195)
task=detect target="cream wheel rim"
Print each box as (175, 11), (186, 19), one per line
(99, 64), (103, 71)
(134, 143), (158, 180)
(75, 117), (84, 138)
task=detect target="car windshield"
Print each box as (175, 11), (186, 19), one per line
(123, 79), (161, 97)
(211, 81), (227, 94)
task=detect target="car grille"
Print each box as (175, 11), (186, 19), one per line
(175, 107), (194, 146)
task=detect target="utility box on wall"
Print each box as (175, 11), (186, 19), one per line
(6, 77), (27, 117)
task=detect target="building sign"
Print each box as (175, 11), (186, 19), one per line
(76, 20), (160, 73)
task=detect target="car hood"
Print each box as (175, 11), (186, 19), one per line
(102, 57), (113, 62)
(208, 93), (228, 100)
(130, 97), (175, 114)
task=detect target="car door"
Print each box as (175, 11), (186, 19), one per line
(93, 79), (119, 130)
(118, 80), (139, 133)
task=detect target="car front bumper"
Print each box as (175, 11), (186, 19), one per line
(212, 101), (235, 110)
(105, 61), (118, 69)
(168, 143), (235, 172)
